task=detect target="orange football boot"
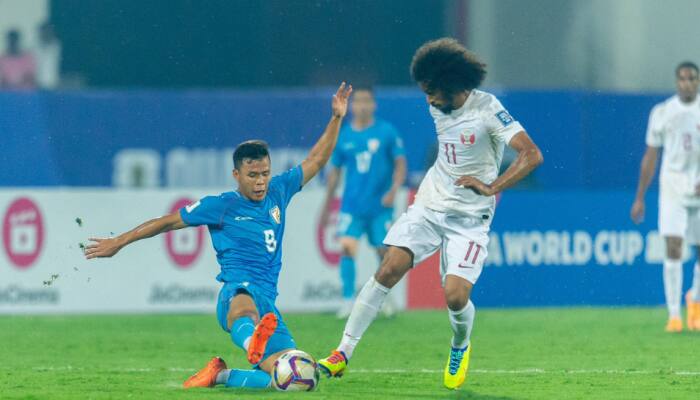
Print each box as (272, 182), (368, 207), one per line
(686, 291), (700, 331)
(183, 356), (227, 388)
(247, 313), (278, 364)
(665, 316), (683, 333)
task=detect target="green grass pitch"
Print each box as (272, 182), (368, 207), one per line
(1, 308), (699, 399)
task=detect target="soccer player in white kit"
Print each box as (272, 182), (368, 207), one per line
(318, 38), (543, 390)
(631, 61), (700, 333)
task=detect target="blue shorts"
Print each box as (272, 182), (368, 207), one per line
(337, 209), (393, 247)
(216, 282), (296, 363)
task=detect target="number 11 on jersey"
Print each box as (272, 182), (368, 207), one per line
(444, 143), (457, 164)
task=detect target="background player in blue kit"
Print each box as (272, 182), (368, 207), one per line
(85, 82), (352, 390)
(321, 87), (407, 318)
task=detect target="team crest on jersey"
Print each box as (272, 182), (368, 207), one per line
(495, 110), (514, 127)
(367, 138), (380, 153)
(270, 206), (281, 224)
(460, 132), (476, 146)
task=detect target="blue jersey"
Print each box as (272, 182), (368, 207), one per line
(180, 165), (303, 297)
(331, 119), (405, 217)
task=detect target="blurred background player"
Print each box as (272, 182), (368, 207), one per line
(631, 61), (700, 332)
(0, 29), (36, 89)
(319, 38), (543, 389)
(85, 83), (352, 390)
(321, 87), (407, 319)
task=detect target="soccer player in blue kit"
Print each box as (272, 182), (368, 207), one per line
(84, 82), (352, 390)
(321, 87), (407, 318)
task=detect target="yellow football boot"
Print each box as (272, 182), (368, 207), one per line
(444, 345), (471, 390)
(318, 350), (348, 378)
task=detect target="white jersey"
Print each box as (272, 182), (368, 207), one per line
(414, 89), (524, 221)
(646, 95), (700, 205)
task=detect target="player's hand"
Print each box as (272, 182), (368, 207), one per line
(381, 190), (396, 207)
(630, 199), (645, 224)
(84, 237), (124, 259)
(331, 82), (352, 118)
(455, 176), (496, 196)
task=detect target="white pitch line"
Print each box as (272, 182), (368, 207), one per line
(25, 366), (700, 376)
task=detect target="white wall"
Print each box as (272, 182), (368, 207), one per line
(467, 0), (700, 91)
(0, 0), (47, 53)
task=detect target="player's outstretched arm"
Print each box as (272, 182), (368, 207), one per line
(631, 146), (659, 224)
(456, 131), (543, 196)
(84, 212), (188, 259)
(301, 82), (352, 186)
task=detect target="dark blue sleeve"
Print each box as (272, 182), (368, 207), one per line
(179, 195), (227, 227)
(270, 165), (304, 206)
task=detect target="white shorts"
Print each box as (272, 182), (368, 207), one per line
(659, 193), (700, 244)
(383, 204), (490, 285)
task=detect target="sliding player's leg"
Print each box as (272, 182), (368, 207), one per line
(319, 205), (441, 377)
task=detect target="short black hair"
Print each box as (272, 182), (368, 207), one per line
(410, 38), (487, 93)
(233, 140), (270, 170)
(676, 61), (699, 77)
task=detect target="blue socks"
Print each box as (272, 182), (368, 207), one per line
(340, 256), (356, 299)
(225, 369), (271, 388)
(230, 316), (255, 351)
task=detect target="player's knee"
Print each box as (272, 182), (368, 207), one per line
(444, 276), (471, 311)
(445, 291), (468, 311)
(665, 237), (683, 260)
(666, 244), (683, 260)
(340, 238), (358, 257)
(375, 248), (411, 287)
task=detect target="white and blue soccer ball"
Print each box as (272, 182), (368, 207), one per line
(271, 350), (320, 392)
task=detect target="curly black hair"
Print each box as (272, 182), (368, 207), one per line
(410, 38), (486, 93)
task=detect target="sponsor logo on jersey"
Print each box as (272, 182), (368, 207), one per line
(367, 138), (380, 153)
(460, 132), (476, 146)
(270, 206), (281, 224)
(234, 216), (254, 221)
(495, 110), (514, 127)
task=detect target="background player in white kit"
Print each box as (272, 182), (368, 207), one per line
(631, 61), (700, 333)
(318, 38), (543, 390)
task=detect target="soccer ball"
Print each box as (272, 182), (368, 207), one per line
(271, 350), (320, 392)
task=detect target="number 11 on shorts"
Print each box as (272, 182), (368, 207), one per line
(458, 241), (482, 268)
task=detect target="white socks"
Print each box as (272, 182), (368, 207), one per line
(338, 276), (390, 359)
(663, 259), (682, 318)
(448, 301), (475, 349)
(691, 263), (700, 302)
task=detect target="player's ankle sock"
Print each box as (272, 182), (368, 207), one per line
(215, 369), (231, 385)
(231, 316), (256, 351)
(663, 259), (683, 318)
(340, 256), (356, 299)
(448, 300), (475, 349)
(338, 276), (390, 359)
(224, 369), (271, 389)
(691, 262), (700, 302)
